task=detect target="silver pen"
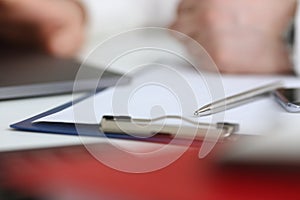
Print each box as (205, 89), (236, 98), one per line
(194, 81), (284, 117)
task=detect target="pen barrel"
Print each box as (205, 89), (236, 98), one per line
(224, 84), (281, 103)
(211, 94), (265, 113)
(197, 81), (283, 116)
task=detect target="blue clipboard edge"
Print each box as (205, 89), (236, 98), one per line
(9, 90), (187, 145)
(10, 91), (97, 136)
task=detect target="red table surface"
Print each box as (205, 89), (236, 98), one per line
(0, 143), (299, 200)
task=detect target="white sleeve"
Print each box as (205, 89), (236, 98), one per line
(78, 0), (180, 37)
(294, 1), (300, 75)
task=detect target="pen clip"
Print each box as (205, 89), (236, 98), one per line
(100, 115), (239, 141)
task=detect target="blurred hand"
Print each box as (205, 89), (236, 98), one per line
(0, 0), (85, 57)
(171, 0), (297, 74)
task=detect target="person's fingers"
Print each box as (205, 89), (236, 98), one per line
(171, 20), (199, 39)
(172, 23), (216, 60)
(177, 0), (199, 15)
(44, 24), (84, 57)
(0, 21), (42, 47)
(172, 0), (296, 74)
(0, 0), (85, 57)
(0, 0), (67, 26)
(0, 0), (19, 9)
(0, 17), (84, 57)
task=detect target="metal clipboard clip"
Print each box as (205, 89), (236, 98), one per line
(100, 115), (239, 141)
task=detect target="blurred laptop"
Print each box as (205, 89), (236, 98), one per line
(0, 46), (129, 100)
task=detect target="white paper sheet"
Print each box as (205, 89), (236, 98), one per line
(35, 64), (300, 135)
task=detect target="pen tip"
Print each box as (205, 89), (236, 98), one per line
(194, 106), (211, 117)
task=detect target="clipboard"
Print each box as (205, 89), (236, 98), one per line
(10, 92), (159, 142)
(10, 92), (239, 144)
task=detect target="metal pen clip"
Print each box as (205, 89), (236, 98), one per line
(100, 115), (239, 141)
